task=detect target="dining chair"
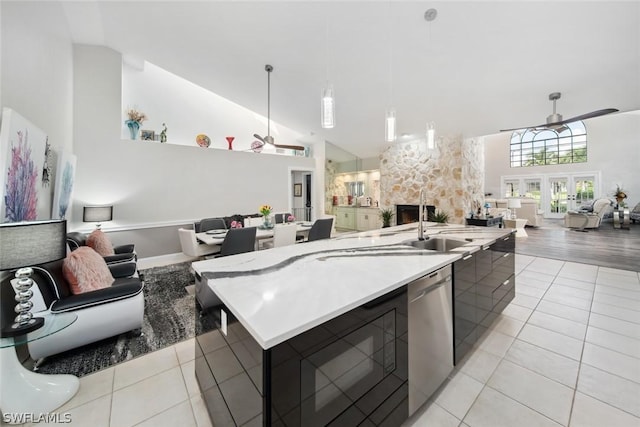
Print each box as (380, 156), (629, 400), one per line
(178, 228), (220, 258)
(246, 217), (264, 227)
(307, 218), (334, 242)
(262, 224), (298, 249)
(219, 227), (257, 257)
(199, 217), (227, 232)
(274, 213), (292, 224)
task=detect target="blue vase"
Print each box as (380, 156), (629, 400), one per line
(126, 120), (140, 140)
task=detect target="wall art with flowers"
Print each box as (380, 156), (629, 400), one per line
(51, 150), (77, 220)
(0, 108), (52, 222)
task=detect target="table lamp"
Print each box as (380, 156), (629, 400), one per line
(507, 198), (521, 219)
(83, 205), (113, 229)
(0, 220), (67, 337)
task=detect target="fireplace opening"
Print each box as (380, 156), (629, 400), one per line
(396, 204), (435, 225)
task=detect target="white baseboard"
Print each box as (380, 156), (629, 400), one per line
(137, 253), (196, 270)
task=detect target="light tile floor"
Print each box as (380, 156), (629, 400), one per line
(10, 254), (640, 427)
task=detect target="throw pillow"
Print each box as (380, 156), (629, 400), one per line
(86, 229), (115, 256)
(63, 247), (114, 294)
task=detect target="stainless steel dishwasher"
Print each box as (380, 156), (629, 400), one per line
(408, 264), (454, 415)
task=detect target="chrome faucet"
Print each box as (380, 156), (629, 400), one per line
(418, 189), (428, 240)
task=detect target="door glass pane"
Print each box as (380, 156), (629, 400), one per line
(549, 179), (568, 214)
(504, 180), (520, 198)
(524, 180), (541, 209)
(574, 179), (595, 207)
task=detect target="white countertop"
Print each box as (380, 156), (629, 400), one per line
(192, 222), (512, 349)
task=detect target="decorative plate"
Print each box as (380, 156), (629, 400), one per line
(251, 140), (264, 153)
(196, 134), (211, 148)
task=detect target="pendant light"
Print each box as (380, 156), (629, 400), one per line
(385, 2), (396, 142)
(321, 15), (335, 129)
(385, 109), (396, 142)
(426, 121), (435, 149)
(424, 9), (438, 149)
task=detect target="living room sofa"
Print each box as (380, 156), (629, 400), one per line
(485, 198), (543, 227)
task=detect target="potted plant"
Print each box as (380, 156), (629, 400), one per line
(614, 185), (627, 206)
(428, 209), (450, 224)
(379, 208), (394, 228)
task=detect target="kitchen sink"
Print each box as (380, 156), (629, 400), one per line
(402, 237), (468, 252)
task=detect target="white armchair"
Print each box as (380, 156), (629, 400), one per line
(564, 198), (613, 230)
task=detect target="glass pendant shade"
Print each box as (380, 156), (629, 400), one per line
(426, 122), (435, 149)
(385, 109), (397, 142)
(321, 84), (335, 129)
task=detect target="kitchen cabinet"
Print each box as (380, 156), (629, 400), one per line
(453, 232), (515, 365)
(453, 253), (477, 365)
(356, 208), (381, 231)
(335, 207), (356, 229)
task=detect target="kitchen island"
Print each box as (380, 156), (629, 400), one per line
(192, 223), (514, 426)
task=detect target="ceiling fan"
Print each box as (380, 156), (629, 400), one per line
(500, 92), (618, 132)
(253, 64), (305, 151)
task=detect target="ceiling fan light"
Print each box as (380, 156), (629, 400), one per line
(385, 109), (396, 142)
(426, 121), (435, 149)
(321, 83), (335, 129)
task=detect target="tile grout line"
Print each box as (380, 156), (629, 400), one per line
(565, 263), (600, 427)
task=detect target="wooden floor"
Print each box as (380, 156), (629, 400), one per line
(515, 218), (640, 272)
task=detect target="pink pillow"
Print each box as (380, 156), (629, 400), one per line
(86, 229), (115, 256)
(63, 247), (114, 294)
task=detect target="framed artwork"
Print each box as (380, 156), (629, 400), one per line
(51, 151), (77, 220)
(141, 130), (155, 141)
(294, 183), (302, 197)
(0, 108), (51, 222)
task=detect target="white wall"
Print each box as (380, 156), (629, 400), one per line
(122, 61), (303, 151)
(0, 1), (74, 180)
(72, 45), (316, 236)
(484, 112), (640, 206)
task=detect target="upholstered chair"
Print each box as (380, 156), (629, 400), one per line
(0, 259), (145, 361)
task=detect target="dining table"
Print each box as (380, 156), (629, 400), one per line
(195, 222), (313, 246)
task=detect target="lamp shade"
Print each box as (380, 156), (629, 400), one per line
(0, 220), (67, 270)
(83, 205), (113, 223)
(507, 198), (522, 209)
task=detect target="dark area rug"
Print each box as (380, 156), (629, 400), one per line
(37, 262), (197, 377)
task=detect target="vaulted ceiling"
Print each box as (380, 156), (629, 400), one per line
(61, 1), (640, 159)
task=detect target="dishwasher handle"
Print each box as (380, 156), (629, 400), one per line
(410, 276), (451, 304)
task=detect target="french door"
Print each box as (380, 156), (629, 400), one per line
(547, 173), (599, 218)
(501, 172), (600, 219)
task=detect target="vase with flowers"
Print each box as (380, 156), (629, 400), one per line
(614, 185), (628, 207)
(230, 220), (243, 229)
(286, 214), (296, 224)
(125, 108), (148, 140)
(259, 204), (274, 229)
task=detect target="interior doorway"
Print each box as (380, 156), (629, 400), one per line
(290, 168), (314, 222)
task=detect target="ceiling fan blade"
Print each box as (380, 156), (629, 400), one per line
(500, 108), (619, 132)
(253, 133), (266, 143)
(274, 143), (305, 151)
(550, 108), (619, 126)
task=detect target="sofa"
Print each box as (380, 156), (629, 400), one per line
(485, 198), (543, 227)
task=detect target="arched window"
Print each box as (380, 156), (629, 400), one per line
(510, 121), (587, 167)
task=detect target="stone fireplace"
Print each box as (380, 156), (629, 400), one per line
(396, 204), (435, 225)
(379, 135), (485, 224)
